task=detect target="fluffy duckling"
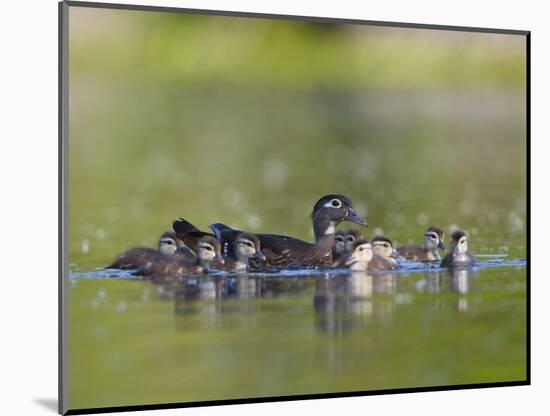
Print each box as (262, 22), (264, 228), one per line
(221, 233), (266, 272)
(333, 239), (374, 271)
(370, 235), (400, 270)
(106, 231), (181, 270)
(440, 230), (477, 268)
(137, 235), (225, 278)
(397, 226), (446, 262)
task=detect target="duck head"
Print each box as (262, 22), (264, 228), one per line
(423, 225), (446, 253)
(344, 229), (365, 253)
(371, 235), (398, 259)
(333, 230), (346, 256)
(311, 194), (367, 240)
(233, 232), (266, 263)
(450, 230), (469, 254)
(197, 235), (225, 269)
(345, 239), (374, 271)
(158, 231), (181, 255)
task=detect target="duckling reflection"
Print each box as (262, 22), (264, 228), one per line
(313, 272), (398, 334)
(415, 268), (477, 312)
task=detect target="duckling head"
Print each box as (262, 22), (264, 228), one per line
(423, 226), (446, 253)
(333, 230), (346, 256)
(234, 233), (266, 262)
(371, 235), (397, 259)
(311, 195), (367, 239)
(158, 231), (180, 255)
(197, 235), (225, 268)
(344, 229), (364, 253)
(450, 230), (469, 254)
(345, 239), (373, 271)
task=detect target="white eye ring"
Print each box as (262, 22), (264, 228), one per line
(324, 198), (342, 208)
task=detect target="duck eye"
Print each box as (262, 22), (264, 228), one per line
(164, 240), (173, 245)
(384, 243), (389, 247)
(330, 199), (342, 207)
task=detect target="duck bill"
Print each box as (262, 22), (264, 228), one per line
(438, 240), (446, 253)
(214, 256), (225, 264)
(391, 249), (399, 259)
(345, 208), (367, 227)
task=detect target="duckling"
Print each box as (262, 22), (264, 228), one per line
(136, 235), (225, 279)
(336, 239), (374, 271)
(332, 230), (346, 260)
(106, 231), (181, 270)
(397, 225), (446, 262)
(173, 219), (266, 271)
(221, 232), (266, 272)
(344, 229), (365, 253)
(370, 235), (400, 270)
(440, 230), (477, 268)
(211, 194), (367, 269)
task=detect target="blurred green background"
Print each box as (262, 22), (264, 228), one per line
(67, 5), (527, 411)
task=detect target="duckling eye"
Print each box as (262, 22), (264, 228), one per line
(330, 199), (342, 208)
(384, 243), (389, 247)
(346, 237), (355, 242)
(336, 236), (344, 242)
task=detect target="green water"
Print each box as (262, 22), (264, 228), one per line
(69, 266), (526, 409)
(66, 7), (527, 411)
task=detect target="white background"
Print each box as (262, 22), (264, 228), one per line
(1, 0), (546, 415)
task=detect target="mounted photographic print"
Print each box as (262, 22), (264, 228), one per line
(59, 1), (529, 414)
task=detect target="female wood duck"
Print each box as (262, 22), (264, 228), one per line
(440, 230), (477, 268)
(370, 235), (400, 270)
(333, 239), (374, 271)
(397, 226), (446, 262)
(136, 235), (225, 278)
(106, 231), (181, 270)
(210, 194), (367, 269)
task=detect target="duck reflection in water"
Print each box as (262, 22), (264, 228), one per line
(171, 274), (311, 325)
(416, 268), (477, 312)
(313, 271), (398, 335)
